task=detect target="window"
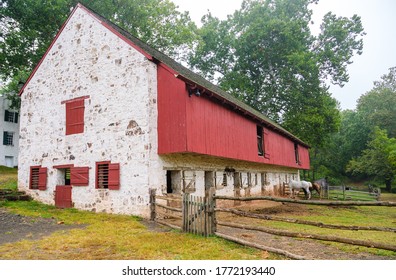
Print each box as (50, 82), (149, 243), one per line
(247, 172), (252, 187)
(54, 165), (89, 186)
(4, 110), (18, 123)
(166, 170), (182, 194)
(222, 172), (227, 187)
(96, 162), (120, 190)
(29, 166), (47, 190)
(3, 131), (14, 146)
(257, 126), (263, 156)
(294, 143), (300, 164)
(62, 96), (89, 135)
(257, 126), (270, 158)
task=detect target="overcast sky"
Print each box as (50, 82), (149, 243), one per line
(172, 0), (396, 110)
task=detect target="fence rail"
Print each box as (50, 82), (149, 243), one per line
(324, 185), (381, 201)
(214, 195), (396, 206)
(150, 189), (396, 258)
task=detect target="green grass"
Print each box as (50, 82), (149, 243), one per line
(0, 166), (18, 190)
(0, 200), (273, 260)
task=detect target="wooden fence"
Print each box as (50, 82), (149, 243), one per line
(149, 189), (396, 259)
(324, 185), (380, 201)
(149, 189), (215, 236)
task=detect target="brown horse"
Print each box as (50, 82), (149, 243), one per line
(310, 182), (321, 197)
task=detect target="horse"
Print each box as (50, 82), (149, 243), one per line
(310, 182), (321, 197)
(313, 178), (329, 198)
(289, 180), (311, 200)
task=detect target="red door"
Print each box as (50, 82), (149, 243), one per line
(55, 185), (72, 208)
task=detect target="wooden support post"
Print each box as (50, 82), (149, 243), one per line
(208, 186), (216, 235)
(261, 172), (266, 196)
(234, 172), (241, 206)
(149, 188), (156, 221)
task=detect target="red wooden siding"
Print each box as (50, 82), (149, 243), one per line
(65, 99), (85, 135)
(157, 64), (187, 154)
(70, 167), (89, 186)
(157, 65), (310, 170)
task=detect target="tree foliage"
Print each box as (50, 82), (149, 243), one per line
(347, 127), (396, 192)
(189, 0), (364, 148)
(314, 66), (396, 184)
(0, 0), (198, 108)
(356, 66), (396, 138)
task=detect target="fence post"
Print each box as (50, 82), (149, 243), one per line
(342, 185), (346, 201)
(149, 188), (156, 221)
(182, 193), (189, 232)
(208, 187), (216, 235)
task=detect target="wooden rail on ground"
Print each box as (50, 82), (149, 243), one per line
(217, 221), (396, 252)
(216, 207), (396, 233)
(214, 195), (396, 206)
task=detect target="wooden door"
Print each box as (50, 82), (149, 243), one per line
(55, 185), (72, 208)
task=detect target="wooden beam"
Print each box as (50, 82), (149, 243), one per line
(216, 208), (396, 232)
(214, 195), (396, 207)
(217, 221), (396, 252)
(215, 232), (307, 260)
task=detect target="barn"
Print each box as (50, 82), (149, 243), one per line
(17, 3), (310, 218)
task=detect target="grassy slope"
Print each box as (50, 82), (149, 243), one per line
(0, 166), (273, 260)
(0, 166), (18, 190)
(0, 201), (273, 260)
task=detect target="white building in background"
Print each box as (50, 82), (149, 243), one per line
(0, 95), (19, 167)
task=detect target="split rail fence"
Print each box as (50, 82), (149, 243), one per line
(149, 189), (396, 259)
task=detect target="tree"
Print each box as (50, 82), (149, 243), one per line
(1, 0), (198, 108)
(0, 68), (28, 109)
(189, 0), (365, 148)
(310, 109), (369, 181)
(357, 67), (396, 138)
(347, 127), (396, 192)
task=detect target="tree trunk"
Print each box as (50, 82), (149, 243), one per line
(385, 179), (392, 193)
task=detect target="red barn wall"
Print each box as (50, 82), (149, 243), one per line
(157, 64), (187, 154)
(157, 64), (310, 170)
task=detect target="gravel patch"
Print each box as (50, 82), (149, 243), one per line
(0, 208), (85, 246)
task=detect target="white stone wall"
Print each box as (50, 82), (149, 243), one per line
(155, 153), (298, 198)
(18, 7), (158, 217)
(0, 95), (19, 167)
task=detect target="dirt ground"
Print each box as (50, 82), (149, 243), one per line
(0, 208), (85, 246)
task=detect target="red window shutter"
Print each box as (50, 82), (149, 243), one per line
(66, 99), (85, 135)
(263, 128), (270, 159)
(108, 163), (120, 190)
(38, 167), (48, 190)
(70, 167), (89, 186)
(30, 166), (40, 189)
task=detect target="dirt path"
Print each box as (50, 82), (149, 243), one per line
(0, 208), (85, 246)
